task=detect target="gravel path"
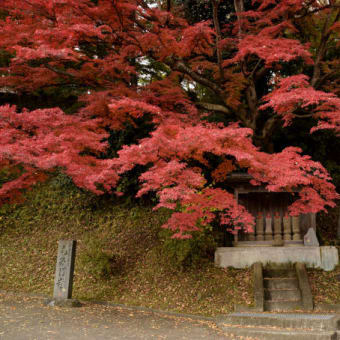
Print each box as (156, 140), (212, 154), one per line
(0, 292), (233, 340)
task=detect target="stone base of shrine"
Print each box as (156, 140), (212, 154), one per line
(214, 246), (339, 271)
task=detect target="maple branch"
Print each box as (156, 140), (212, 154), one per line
(172, 60), (224, 96)
(212, 0), (224, 82)
(198, 102), (231, 114)
(292, 113), (314, 118)
(259, 116), (280, 151)
(254, 66), (268, 82)
(311, 8), (340, 87)
(249, 59), (262, 81)
(20, 0), (57, 22)
(294, 3), (340, 19)
(314, 68), (340, 89)
(135, 0), (151, 10)
(44, 64), (76, 79)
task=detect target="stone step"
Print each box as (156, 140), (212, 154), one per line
(263, 269), (296, 278)
(265, 288), (301, 301)
(218, 325), (337, 340)
(264, 300), (303, 312)
(218, 313), (340, 331)
(264, 277), (299, 289)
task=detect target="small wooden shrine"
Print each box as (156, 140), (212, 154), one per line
(215, 173), (338, 271)
(225, 173), (317, 246)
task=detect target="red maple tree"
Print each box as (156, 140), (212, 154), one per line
(0, 0), (339, 238)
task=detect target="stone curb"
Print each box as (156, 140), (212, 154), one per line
(316, 304), (340, 313)
(1, 288), (340, 328)
(234, 262), (264, 312)
(85, 300), (216, 322)
(253, 262), (264, 312)
(296, 262), (314, 311)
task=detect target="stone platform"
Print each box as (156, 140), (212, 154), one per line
(214, 246), (339, 271)
(217, 312), (340, 340)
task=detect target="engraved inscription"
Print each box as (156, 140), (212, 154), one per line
(53, 240), (76, 300)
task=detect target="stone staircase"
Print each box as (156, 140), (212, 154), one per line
(263, 266), (303, 311)
(219, 263), (340, 339)
(217, 313), (340, 340)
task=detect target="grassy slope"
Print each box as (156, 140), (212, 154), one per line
(0, 175), (253, 316)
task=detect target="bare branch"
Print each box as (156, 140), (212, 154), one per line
(44, 64), (76, 78)
(173, 60), (224, 95)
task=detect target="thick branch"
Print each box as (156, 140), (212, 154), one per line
(292, 113), (314, 118)
(261, 116), (279, 140)
(197, 102), (231, 114)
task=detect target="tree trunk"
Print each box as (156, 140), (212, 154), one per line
(233, 0), (244, 39)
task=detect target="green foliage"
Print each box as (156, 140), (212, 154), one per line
(159, 229), (216, 270)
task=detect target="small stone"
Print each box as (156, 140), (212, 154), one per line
(303, 228), (319, 247)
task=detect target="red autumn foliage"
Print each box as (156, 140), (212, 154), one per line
(0, 0), (339, 238)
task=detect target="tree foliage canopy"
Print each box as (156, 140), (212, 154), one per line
(0, 0), (339, 238)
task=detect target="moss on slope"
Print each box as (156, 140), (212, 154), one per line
(0, 175), (253, 316)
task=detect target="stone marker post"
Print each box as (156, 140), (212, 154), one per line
(47, 240), (80, 307)
(53, 240), (76, 300)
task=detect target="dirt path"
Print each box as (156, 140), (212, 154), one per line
(0, 292), (232, 340)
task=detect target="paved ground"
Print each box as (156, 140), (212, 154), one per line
(0, 292), (234, 340)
